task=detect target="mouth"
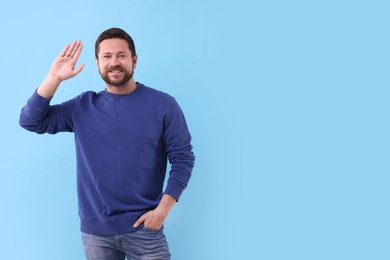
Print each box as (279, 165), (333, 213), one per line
(108, 66), (124, 75)
(109, 69), (123, 74)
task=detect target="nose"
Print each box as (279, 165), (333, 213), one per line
(110, 56), (120, 66)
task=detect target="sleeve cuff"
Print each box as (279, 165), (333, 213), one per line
(28, 90), (52, 110)
(164, 179), (187, 202)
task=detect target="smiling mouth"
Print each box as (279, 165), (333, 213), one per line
(109, 70), (123, 73)
(108, 70), (124, 78)
(108, 65), (124, 74)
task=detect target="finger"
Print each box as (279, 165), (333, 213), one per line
(59, 44), (70, 57)
(72, 41), (83, 60)
(66, 41), (77, 57)
(73, 64), (85, 76)
(133, 214), (147, 228)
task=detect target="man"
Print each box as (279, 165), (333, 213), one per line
(19, 28), (195, 260)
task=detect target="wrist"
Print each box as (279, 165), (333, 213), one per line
(156, 194), (176, 217)
(46, 73), (63, 85)
(37, 74), (62, 99)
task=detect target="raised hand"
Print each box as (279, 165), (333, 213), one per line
(37, 41), (85, 98)
(49, 40), (85, 82)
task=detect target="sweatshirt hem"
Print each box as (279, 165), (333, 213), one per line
(80, 213), (143, 235)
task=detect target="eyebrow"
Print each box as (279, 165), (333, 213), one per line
(101, 51), (127, 55)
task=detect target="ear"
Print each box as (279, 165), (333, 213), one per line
(132, 55), (138, 69)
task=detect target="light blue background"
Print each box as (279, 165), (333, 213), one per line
(1, 0), (389, 259)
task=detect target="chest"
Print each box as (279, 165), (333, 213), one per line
(73, 99), (165, 146)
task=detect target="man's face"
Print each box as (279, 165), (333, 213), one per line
(96, 38), (137, 87)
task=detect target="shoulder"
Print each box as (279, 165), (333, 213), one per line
(79, 90), (100, 99)
(140, 83), (174, 99)
(138, 83), (176, 105)
(69, 90), (100, 102)
(61, 91), (100, 109)
(139, 84), (187, 119)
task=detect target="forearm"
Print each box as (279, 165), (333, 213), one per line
(37, 74), (62, 98)
(164, 153), (195, 201)
(155, 194), (176, 219)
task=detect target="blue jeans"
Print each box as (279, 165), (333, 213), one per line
(81, 227), (171, 260)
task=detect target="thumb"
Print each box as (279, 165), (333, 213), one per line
(73, 64), (85, 76)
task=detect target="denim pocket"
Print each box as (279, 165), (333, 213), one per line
(142, 225), (163, 233)
(125, 226), (170, 258)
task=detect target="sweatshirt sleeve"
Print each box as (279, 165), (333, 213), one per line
(19, 90), (75, 134)
(163, 98), (195, 201)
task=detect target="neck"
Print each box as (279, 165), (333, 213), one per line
(106, 79), (137, 95)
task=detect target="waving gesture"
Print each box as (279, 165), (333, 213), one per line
(38, 41), (85, 98)
(50, 40), (85, 81)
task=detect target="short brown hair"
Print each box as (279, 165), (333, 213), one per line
(95, 28), (136, 58)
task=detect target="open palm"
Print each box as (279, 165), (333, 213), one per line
(50, 40), (85, 81)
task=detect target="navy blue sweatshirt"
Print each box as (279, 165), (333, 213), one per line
(19, 83), (195, 235)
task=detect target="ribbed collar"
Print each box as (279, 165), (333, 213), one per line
(102, 82), (143, 101)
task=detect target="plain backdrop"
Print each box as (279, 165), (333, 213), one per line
(0, 0), (389, 259)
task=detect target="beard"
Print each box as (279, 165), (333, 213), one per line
(100, 65), (134, 87)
